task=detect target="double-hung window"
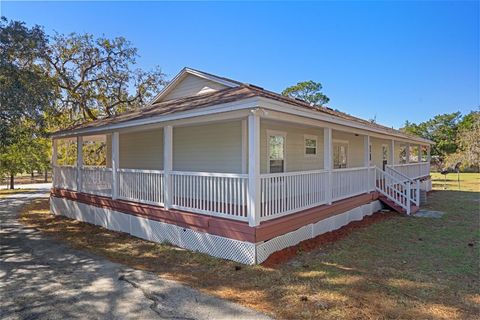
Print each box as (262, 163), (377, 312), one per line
(304, 135), (317, 157)
(268, 131), (286, 173)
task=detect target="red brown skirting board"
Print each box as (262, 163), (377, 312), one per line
(51, 188), (379, 243)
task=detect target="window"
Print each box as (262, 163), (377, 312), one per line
(333, 141), (348, 169)
(268, 131), (286, 173)
(382, 144), (388, 161)
(304, 135), (317, 156)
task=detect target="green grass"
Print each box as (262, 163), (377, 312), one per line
(20, 173), (480, 319)
(431, 172), (479, 192)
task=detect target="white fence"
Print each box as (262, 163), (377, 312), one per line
(260, 170), (328, 221)
(331, 167), (375, 202)
(171, 171), (249, 221)
(81, 166), (113, 197)
(53, 165), (381, 223)
(387, 162), (430, 180)
(53, 166), (77, 190)
(118, 169), (164, 206)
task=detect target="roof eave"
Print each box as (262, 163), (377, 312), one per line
(257, 96), (434, 145)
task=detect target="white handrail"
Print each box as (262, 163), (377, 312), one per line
(375, 167), (412, 214)
(386, 166), (420, 206)
(390, 162), (428, 167)
(118, 168), (164, 174)
(386, 163), (430, 180)
(170, 170), (247, 178)
(260, 169), (327, 178)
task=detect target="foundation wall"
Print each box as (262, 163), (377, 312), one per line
(51, 194), (383, 264)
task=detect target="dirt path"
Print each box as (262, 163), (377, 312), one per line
(0, 187), (270, 320)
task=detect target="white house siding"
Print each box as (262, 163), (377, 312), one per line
(119, 129), (164, 170)
(173, 121), (243, 173)
(162, 74), (229, 101)
(332, 130), (365, 168)
(260, 121), (325, 174)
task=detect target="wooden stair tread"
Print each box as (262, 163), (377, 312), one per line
(378, 195), (417, 214)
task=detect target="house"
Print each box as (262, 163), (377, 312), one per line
(50, 67), (433, 264)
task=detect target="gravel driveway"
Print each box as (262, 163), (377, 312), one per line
(0, 186), (270, 320)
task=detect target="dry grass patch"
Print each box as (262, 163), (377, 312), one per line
(20, 173), (480, 319)
(0, 188), (37, 198)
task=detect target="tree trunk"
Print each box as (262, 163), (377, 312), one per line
(44, 169), (48, 183)
(9, 173), (14, 190)
(31, 170), (34, 181)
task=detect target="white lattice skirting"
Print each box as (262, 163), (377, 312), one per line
(50, 196), (382, 265)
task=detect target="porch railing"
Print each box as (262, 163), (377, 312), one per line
(53, 165), (77, 191)
(53, 165), (382, 223)
(260, 170), (328, 221)
(331, 167), (375, 202)
(118, 169), (165, 206)
(81, 166), (112, 197)
(171, 171), (249, 221)
(386, 162), (430, 180)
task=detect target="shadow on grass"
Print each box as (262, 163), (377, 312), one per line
(18, 189), (480, 319)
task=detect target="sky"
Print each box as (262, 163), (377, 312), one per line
(2, 1), (479, 128)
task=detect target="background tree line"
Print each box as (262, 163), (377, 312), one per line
(401, 110), (480, 172)
(1, 17), (477, 188)
(0, 17), (166, 188)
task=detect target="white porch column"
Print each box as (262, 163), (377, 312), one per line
(417, 144), (422, 163)
(364, 135), (370, 167)
(111, 132), (119, 199)
(247, 112), (260, 227)
(324, 127), (333, 205)
(405, 143), (410, 164)
(163, 126), (173, 210)
(389, 140), (395, 165)
(76, 136), (83, 191)
(427, 145), (431, 163)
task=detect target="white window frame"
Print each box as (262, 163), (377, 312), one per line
(267, 130), (287, 173)
(304, 134), (318, 158)
(333, 139), (349, 169)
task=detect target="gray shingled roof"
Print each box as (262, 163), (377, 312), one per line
(53, 82), (431, 144)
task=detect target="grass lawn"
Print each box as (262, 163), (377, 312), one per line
(19, 173), (479, 319)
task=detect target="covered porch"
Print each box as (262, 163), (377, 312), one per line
(52, 109), (431, 227)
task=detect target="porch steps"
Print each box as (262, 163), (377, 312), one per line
(378, 195), (419, 215)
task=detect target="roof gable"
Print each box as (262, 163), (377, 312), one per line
(151, 67), (241, 104)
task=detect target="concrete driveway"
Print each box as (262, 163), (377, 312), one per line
(0, 186), (270, 320)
